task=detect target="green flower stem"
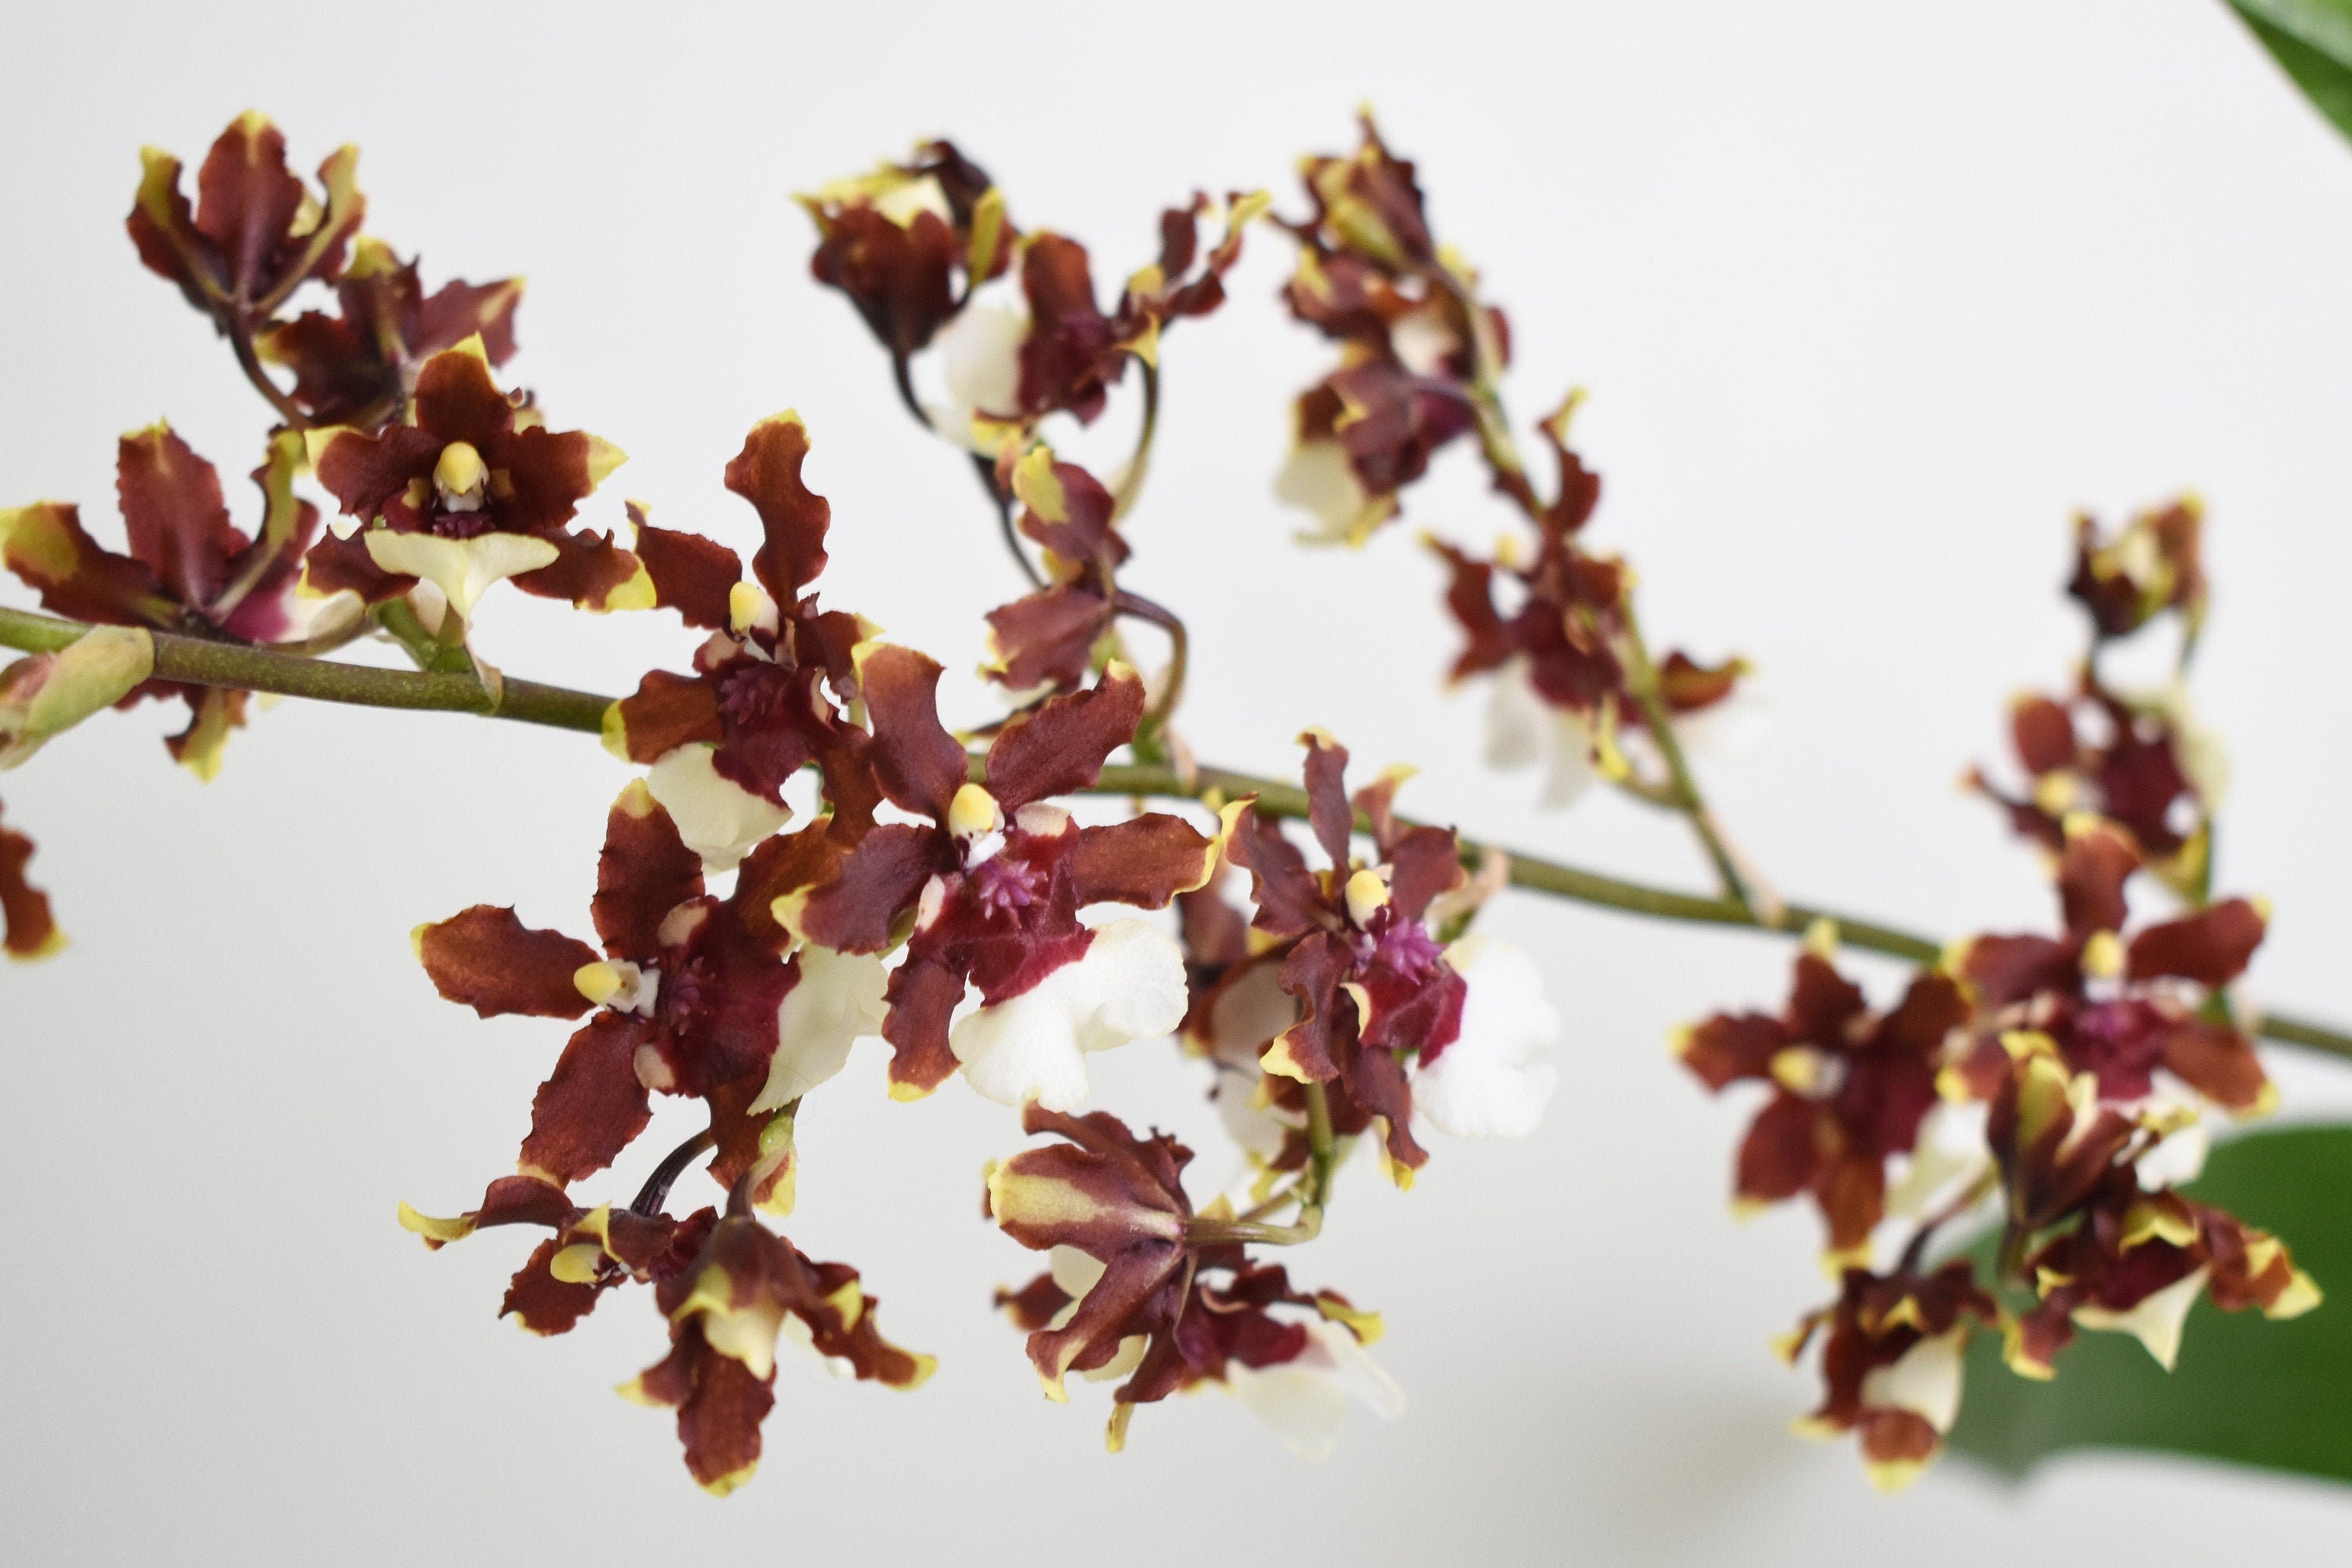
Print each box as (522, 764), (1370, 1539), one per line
(1617, 601), (1764, 918)
(0, 605), (606, 732)
(5, 600), (2347, 1064)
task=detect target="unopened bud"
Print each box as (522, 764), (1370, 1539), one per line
(0, 626), (155, 770)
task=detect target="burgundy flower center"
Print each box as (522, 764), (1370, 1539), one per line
(1356, 906), (1443, 982)
(659, 954), (718, 1037)
(966, 851), (1047, 923)
(715, 657), (803, 735)
(426, 507), (499, 540)
(2067, 997), (2169, 1099)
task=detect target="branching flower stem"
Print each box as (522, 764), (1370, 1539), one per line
(887, 350), (1045, 590)
(1432, 263), (1763, 916)
(5, 600), (2347, 1062)
(1617, 600), (1767, 919)
(224, 314), (313, 432)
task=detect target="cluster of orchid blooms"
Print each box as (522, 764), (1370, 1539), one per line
(0, 111), (2321, 1497)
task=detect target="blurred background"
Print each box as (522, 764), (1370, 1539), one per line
(4, 1), (2350, 1562)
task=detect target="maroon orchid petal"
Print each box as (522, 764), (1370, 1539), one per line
(1015, 460), (1127, 569)
(630, 507), (741, 630)
(0, 800), (60, 960)
(1352, 1040), (1430, 1173)
(2056, 820), (2138, 937)
(1529, 401), (1602, 534)
(726, 413), (831, 602)
(216, 447), (323, 643)
(510, 528), (647, 610)
(0, 503), (170, 626)
(1178, 860), (1252, 972)
(805, 204), (960, 358)
(114, 424), (240, 610)
(987, 1105), (1193, 1389)
(1070, 815), (1216, 910)
(1017, 233), (1120, 423)
(1222, 801), (1328, 940)
(1429, 542), (1516, 681)
(501, 1239), (606, 1336)
(630, 1323), (776, 1495)
(1679, 1012), (1791, 1091)
(702, 1069), (782, 1203)
(793, 822), (948, 954)
(2159, 1019), (2271, 1112)
(1359, 955), (1465, 1062)
(1326, 359), (1476, 497)
(608, 670), (724, 766)
(187, 116), (303, 300)
(2128, 898), (2267, 988)
(1737, 1093), (1826, 1204)
(800, 607), (866, 689)
(258, 310), (389, 426)
(983, 664), (1145, 811)
(162, 686), (248, 775)
(1876, 971), (1971, 1062)
(1655, 651), (1746, 715)
(410, 348), (513, 445)
(1272, 930), (1352, 1083)
(312, 424), (443, 529)
(297, 529), (413, 604)
(1818, 1155), (1889, 1255)
(199, 115), (358, 303)
(1300, 731), (1354, 870)
(415, 905), (599, 1020)
(995, 1272), (1073, 1331)
(1964, 933), (2080, 1010)
(251, 250), (517, 428)
(796, 1255), (932, 1385)
(466, 1174), (580, 1233)
(1384, 825), (1465, 922)
(492, 426), (610, 535)
(416, 273), (522, 363)
(859, 645), (970, 822)
(735, 822), (845, 950)
(520, 1011), (656, 1185)
(593, 782), (705, 960)
(643, 898), (790, 1098)
(2011, 695), (2078, 776)
(2066, 999), (2169, 1101)
(1787, 953), (1869, 1047)
(881, 954), (967, 1100)
(125, 148), (220, 313)
(985, 585), (1112, 694)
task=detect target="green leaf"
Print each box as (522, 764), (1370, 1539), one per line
(2228, 1), (2352, 145)
(1947, 1123), (2352, 1485)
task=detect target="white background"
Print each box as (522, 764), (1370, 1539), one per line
(4, 2), (2350, 1563)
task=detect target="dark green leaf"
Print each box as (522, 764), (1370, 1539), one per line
(2228, 1), (2352, 144)
(1947, 1123), (2352, 1485)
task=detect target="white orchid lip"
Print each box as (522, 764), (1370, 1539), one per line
(751, 945), (890, 1113)
(951, 920), (1188, 1112)
(1483, 657), (1599, 809)
(363, 529), (557, 618)
(1221, 1318), (1406, 1459)
(1411, 935), (1559, 1140)
(644, 743), (791, 873)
